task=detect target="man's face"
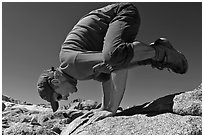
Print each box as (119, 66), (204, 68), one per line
(54, 79), (77, 100)
(51, 70), (77, 101)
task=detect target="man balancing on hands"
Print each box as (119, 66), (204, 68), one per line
(37, 3), (188, 117)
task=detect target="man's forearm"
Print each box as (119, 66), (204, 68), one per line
(102, 69), (128, 114)
(101, 79), (112, 110)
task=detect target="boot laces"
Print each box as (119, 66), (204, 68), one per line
(151, 54), (172, 73)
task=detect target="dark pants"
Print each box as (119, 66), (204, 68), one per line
(102, 3), (141, 68)
(59, 3), (141, 80)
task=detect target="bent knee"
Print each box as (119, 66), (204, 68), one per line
(103, 43), (134, 68)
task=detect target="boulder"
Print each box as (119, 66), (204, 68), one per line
(3, 123), (57, 135)
(79, 100), (98, 110)
(71, 113), (201, 135)
(173, 85), (202, 116)
(61, 84), (202, 135)
(68, 102), (80, 110)
(2, 102), (6, 111)
(2, 95), (11, 102)
(116, 84), (202, 116)
(2, 84), (202, 135)
(67, 99), (99, 110)
(2, 95), (22, 104)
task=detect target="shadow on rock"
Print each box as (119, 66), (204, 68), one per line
(116, 92), (182, 117)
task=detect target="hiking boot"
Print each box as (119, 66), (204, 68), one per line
(150, 38), (188, 74)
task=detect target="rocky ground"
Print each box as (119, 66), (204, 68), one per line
(2, 84), (202, 135)
(2, 97), (100, 135)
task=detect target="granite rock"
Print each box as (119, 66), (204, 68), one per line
(72, 113), (201, 135)
(62, 84), (202, 135)
(2, 84), (202, 135)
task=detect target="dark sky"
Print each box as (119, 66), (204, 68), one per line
(2, 2), (202, 108)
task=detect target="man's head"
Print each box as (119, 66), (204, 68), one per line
(37, 67), (77, 112)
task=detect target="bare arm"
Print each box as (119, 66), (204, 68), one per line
(101, 69), (128, 114)
(101, 79), (112, 110)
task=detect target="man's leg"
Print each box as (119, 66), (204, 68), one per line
(122, 38), (188, 74)
(126, 41), (156, 69)
(102, 3), (141, 70)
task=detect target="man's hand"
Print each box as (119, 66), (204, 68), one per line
(61, 110), (114, 135)
(93, 63), (113, 74)
(89, 109), (114, 121)
(93, 63), (113, 82)
(79, 109), (114, 129)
